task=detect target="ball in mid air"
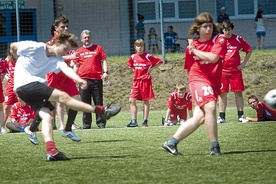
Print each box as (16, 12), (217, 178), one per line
(264, 89), (276, 109)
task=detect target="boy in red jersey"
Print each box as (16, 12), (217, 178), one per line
(217, 21), (252, 124)
(246, 95), (276, 122)
(73, 29), (111, 129)
(127, 39), (163, 127)
(163, 82), (193, 126)
(161, 12), (227, 156)
(6, 97), (35, 133)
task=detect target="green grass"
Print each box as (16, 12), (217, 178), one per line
(0, 107), (275, 184)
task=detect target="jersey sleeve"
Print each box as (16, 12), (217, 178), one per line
(239, 36), (252, 53)
(211, 35), (227, 60)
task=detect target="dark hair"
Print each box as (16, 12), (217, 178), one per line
(54, 15), (69, 26)
(137, 13), (144, 21)
(248, 95), (258, 102)
(50, 24), (55, 36)
(255, 10), (263, 21)
(222, 21), (234, 30)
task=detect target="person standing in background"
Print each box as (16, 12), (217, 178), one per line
(217, 6), (230, 33)
(135, 14), (145, 40)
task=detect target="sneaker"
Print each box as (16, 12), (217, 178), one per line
(179, 119), (185, 126)
(210, 145), (221, 156)
(162, 116), (165, 125)
(61, 130), (81, 142)
(102, 103), (122, 120)
(126, 120), (138, 127)
(71, 124), (80, 130)
(24, 128), (39, 145)
(238, 115), (249, 123)
(167, 121), (175, 126)
(142, 120), (148, 127)
(217, 116), (226, 124)
(59, 126), (64, 131)
(0, 127), (7, 134)
(46, 152), (70, 161)
(161, 141), (181, 156)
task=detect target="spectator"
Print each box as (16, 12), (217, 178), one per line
(148, 27), (159, 54)
(217, 21), (252, 124)
(254, 9), (275, 50)
(246, 95), (276, 122)
(162, 82), (193, 126)
(135, 14), (145, 40)
(127, 39), (162, 127)
(73, 29), (109, 129)
(161, 12), (227, 156)
(164, 26), (178, 53)
(217, 6), (230, 33)
(6, 97), (35, 133)
(10, 32), (121, 161)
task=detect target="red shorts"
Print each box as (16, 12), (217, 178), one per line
(5, 84), (18, 105)
(189, 81), (218, 107)
(169, 109), (187, 121)
(47, 72), (79, 97)
(130, 79), (154, 101)
(220, 70), (244, 93)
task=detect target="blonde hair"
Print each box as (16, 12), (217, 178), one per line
(51, 32), (78, 48)
(176, 83), (186, 91)
(134, 39), (146, 52)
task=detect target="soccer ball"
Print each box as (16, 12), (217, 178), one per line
(264, 89), (276, 109)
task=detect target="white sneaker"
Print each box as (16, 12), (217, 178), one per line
(238, 115), (249, 123)
(0, 127), (7, 134)
(179, 119), (185, 125)
(71, 124), (80, 130)
(62, 130), (81, 142)
(59, 126), (64, 131)
(217, 116), (226, 124)
(24, 128), (39, 145)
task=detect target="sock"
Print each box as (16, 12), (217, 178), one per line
(131, 119), (137, 124)
(219, 112), (225, 119)
(168, 137), (179, 146)
(46, 141), (59, 155)
(211, 141), (219, 147)
(238, 111), (244, 118)
(95, 106), (105, 116)
(65, 109), (78, 132)
(30, 113), (42, 132)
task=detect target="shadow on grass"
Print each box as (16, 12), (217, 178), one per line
(71, 155), (139, 160)
(223, 149), (276, 154)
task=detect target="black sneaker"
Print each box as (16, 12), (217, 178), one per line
(161, 141), (181, 156)
(126, 121), (138, 127)
(102, 103), (122, 120)
(82, 124), (91, 129)
(210, 145), (221, 156)
(142, 120), (148, 127)
(46, 152), (70, 161)
(162, 116), (165, 125)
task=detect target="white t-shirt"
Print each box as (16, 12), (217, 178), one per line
(14, 41), (66, 90)
(256, 18), (265, 32)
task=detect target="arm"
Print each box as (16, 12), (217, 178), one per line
(238, 50), (252, 70)
(101, 59), (108, 80)
(245, 116), (258, 122)
(165, 108), (171, 123)
(59, 63), (87, 89)
(9, 42), (19, 59)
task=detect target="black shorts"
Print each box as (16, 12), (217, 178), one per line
(15, 82), (55, 112)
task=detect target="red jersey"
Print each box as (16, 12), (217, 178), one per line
(223, 34), (252, 71)
(184, 35), (227, 90)
(127, 52), (162, 80)
(74, 44), (107, 80)
(168, 92), (192, 112)
(256, 102), (276, 121)
(10, 102), (36, 126)
(2, 57), (16, 88)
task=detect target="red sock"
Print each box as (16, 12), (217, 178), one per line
(46, 141), (59, 155)
(95, 106), (105, 115)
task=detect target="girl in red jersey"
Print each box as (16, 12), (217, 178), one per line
(127, 39), (162, 127)
(246, 95), (276, 122)
(161, 12), (227, 156)
(163, 83), (193, 126)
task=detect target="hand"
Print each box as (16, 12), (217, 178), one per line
(78, 79), (88, 90)
(187, 39), (195, 54)
(101, 72), (109, 80)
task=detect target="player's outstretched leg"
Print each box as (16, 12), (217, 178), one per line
(102, 103), (122, 120)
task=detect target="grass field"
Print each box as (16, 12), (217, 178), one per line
(0, 107), (275, 184)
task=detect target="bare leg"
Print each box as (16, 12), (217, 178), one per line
(218, 92), (227, 113)
(235, 92), (244, 112)
(143, 100), (149, 120)
(129, 98), (137, 119)
(3, 104), (12, 126)
(56, 102), (65, 130)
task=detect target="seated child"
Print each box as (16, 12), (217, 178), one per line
(162, 83), (193, 126)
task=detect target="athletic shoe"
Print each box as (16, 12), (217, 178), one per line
(46, 152), (70, 161)
(102, 103), (122, 120)
(71, 124), (80, 130)
(179, 119), (185, 126)
(162, 116), (165, 125)
(142, 120), (148, 127)
(61, 130), (81, 142)
(24, 128), (39, 145)
(126, 121), (138, 127)
(217, 116), (226, 124)
(167, 121), (175, 126)
(161, 141), (181, 156)
(0, 127), (7, 134)
(210, 145), (221, 156)
(238, 115), (249, 123)
(59, 126), (64, 131)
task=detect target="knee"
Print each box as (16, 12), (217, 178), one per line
(59, 92), (71, 104)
